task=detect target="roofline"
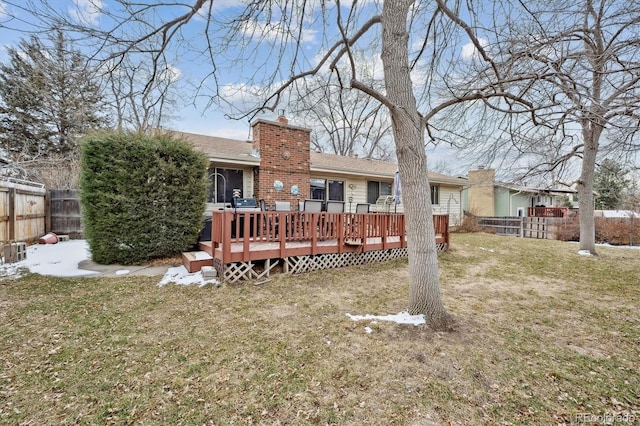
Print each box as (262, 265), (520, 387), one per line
(251, 118), (312, 133)
(495, 183), (577, 194)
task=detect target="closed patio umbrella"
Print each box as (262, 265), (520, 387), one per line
(393, 170), (401, 212)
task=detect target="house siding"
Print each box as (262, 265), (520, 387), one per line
(495, 188), (528, 216)
(175, 121), (465, 225)
(432, 185), (463, 226)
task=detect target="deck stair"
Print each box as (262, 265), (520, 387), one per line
(182, 250), (214, 273)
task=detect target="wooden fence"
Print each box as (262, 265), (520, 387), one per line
(477, 216), (522, 236)
(0, 179), (47, 243)
(0, 183), (84, 243)
(477, 215), (566, 239)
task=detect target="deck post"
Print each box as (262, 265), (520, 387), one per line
(337, 213), (344, 253)
(278, 212), (287, 258)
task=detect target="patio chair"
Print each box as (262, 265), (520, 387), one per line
(303, 199), (323, 212)
(355, 203), (370, 213)
(274, 201), (291, 211)
(326, 201), (345, 213)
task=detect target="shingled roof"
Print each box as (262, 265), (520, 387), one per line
(172, 130), (466, 186)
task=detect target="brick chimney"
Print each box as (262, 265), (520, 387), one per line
(251, 119), (311, 208)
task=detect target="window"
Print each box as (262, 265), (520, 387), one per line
(328, 180), (344, 201)
(367, 181), (392, 204)
(310, 178), (344, 201)
(310, 178), (325, 200)
(207, 167), (243, 203)
(431, 185), (440, 205)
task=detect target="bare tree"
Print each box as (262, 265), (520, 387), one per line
(5, 0), (538, 330)
(290, 64), (394, 160)
(100, 53), (183, 132)
(441, 0), (640, 254)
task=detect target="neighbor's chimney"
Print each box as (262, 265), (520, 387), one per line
(467, 167), (496, 216)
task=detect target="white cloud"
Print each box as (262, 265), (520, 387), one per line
(160, 64), (181, 83)
(0, 1), (8, 19)
(68, 0), (103, 26)
(240, 19), (317, 44)
(461, 37), (488, 60)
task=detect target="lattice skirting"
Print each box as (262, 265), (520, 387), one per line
(218, 247), (419, 283)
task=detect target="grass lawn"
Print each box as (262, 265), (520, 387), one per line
(1, 233), (638, 425)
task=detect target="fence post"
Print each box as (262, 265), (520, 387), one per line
(8, 187), (15, 241)
(45, 190), (51, 234)
(519, 217), (524, 238)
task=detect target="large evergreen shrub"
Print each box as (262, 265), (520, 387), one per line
(80, 132), (208, 264)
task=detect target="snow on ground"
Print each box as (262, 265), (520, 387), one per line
(1, 240), (98, 278)
(346, 312), (426, 326)
(12, 238), (635, 325)
(158, 266), (217, 287)
(1, 241), (428, 326)
(0, 240), (216, 286)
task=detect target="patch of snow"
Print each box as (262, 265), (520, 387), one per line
(346, 311), (426, 326)
(364, 326), (373, 334)
(598, 243), (640, 250)
(578, 250), (592, 256)
(158, 265), (216, 287)
(1, 240), (98, 278)
(0, 240), (218, 287)
(192, 251), (213, 260)
(479, 247), (494, 252)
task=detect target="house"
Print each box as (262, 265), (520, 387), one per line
(173, 116), (467, 225)
(464, 167), (575, 217)
(172, 117), (466, 281)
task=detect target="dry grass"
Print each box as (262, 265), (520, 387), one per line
(1, 233), (638, 425)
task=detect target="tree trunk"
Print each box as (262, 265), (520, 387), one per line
(578, 123), (602, 255)
(381, 0), (454, 330)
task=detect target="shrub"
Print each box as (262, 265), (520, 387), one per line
(455, 211), (483, 233)
(595, 217), (640, 245)
(555, 216), (580, 242)
(556, 215), (639, 245)
(80, 132), (208, 264)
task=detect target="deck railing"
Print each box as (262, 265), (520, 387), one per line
(209, 210), (449, 264)
(528, 207), (568, 217)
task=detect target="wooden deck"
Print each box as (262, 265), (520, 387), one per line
(528, 207), (568, 217)
(189, 210), (449, 282)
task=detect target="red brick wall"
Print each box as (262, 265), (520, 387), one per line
(252, 119), (311, 209)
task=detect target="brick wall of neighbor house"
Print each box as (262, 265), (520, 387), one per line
(467, 168), (496, 216)
(252, 117), (311, 208)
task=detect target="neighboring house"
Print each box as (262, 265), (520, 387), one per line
(463, 168), (575, 217)
(171, 116), (467, 225)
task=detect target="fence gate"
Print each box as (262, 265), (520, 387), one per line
(46, 189), (83, 238)
(523, 217), (549, 239)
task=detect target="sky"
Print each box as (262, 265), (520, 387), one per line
(3, 1), (636, 183)
(0, 0), (479, 171)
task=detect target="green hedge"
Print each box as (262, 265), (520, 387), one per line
(80, 132), (208, 264)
